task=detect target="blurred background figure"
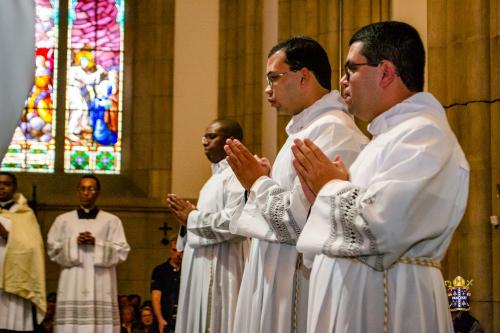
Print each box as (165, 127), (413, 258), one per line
(132, 306), (158, 333)
(121, 305), (137, 333)
(36, 292), (57, 333)
(150, 241), (182, 333)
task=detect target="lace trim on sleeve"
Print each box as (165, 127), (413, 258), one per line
(322, 185), (382, 269)
(198, 217), (219, 240)
(263, 187), (301, 244)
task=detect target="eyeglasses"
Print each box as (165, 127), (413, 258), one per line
(266, 70), (297, 87)
(77, 186), (97, 193)
(343, 61), (380, 80)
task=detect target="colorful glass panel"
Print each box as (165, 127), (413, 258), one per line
(1, 0), (59, 172)
(64, 0), (124, 174)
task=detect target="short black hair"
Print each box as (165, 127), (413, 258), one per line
(349, 21), (425, 92)
(0, 171), (17, 188)
(269, 36), (332, 90)
(80, 174), (100, 191)
(214, 119), (243, 141)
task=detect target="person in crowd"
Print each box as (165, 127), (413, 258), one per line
(132, 306), (158, 333)
(150, 241), (182, 333)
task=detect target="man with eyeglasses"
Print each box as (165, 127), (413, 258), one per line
(292, 21), (469, 332)
(47, 174), (130, 333)
(224, 37), (368, 333)
(167, 119), (248, 333)
(0, 172), (46, 332)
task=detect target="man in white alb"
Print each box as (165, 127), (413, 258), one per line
(47, 174), (130, 333)
(292, 21), (470, 333)
(224, 37), (368, 333)
(167, 119), (248, 333)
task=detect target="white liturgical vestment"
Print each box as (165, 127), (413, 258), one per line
(175, 159), (247, 333)
(230, 90), (368, 333)
(47, 210), (130, 333)
(0, 195), (44, 331)
(297, 92), (470, 333)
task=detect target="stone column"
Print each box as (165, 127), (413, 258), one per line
(218, 0), (264, 154)
(127, 0), (175, 198)
(428, 0), (498, 331)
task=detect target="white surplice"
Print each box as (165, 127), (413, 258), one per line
(297, 92), (470, 333)
(47, 210), (130, 333)
(175, 159), (248, 333)
(230, 90), (368, 333)
(0, 204), (36, 331)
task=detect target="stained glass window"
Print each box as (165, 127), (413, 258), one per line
(64, 0), (124, 173)
(0, 0), (59, 172)
(0, 0), (125, 174)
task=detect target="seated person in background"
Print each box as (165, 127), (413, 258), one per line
(132, 306), (158, 333)
(129, 294), (142, 323)
(121, 305), (137, 333)
(119, 295), (131, 309)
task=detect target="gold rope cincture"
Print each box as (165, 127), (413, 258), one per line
(382, 257), (441, 333)
(292, 252), (303, 333)
(205, 249), (214, 333)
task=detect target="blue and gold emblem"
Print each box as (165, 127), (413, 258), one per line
(445, 276), (472, 311)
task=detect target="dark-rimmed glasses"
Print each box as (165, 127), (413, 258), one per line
(343, 61), (380, 80)
(266, 70), (297, 87)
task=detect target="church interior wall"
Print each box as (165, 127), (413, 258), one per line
(4, 0), (497, 330)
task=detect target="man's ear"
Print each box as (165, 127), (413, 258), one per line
(379, 60), (398, 88)
(299, 67), (310, 85)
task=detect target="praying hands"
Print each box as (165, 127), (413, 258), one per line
(77, 231), (95, 245)
(166, 194), (196, 226)
(224, 139), (271, 191)
(291, 138), (350, 203)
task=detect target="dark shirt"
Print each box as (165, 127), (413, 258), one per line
(452, 311), (484, 333)
(150, 259), (181, 330)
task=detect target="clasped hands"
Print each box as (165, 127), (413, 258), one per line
(77, 231), (95, 245)
(166, 194), (196, 226)
(224, 139), (271, 191)
(291, 138), (349, 203)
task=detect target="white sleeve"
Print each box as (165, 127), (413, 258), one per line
(187, 174), (246, 248)
(297, 122), (469, 271)
(93, 217), (130, 267)
(47, 217), (82, 268)
(230, 116), (366, 244)
(229, 176), (310, 244)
